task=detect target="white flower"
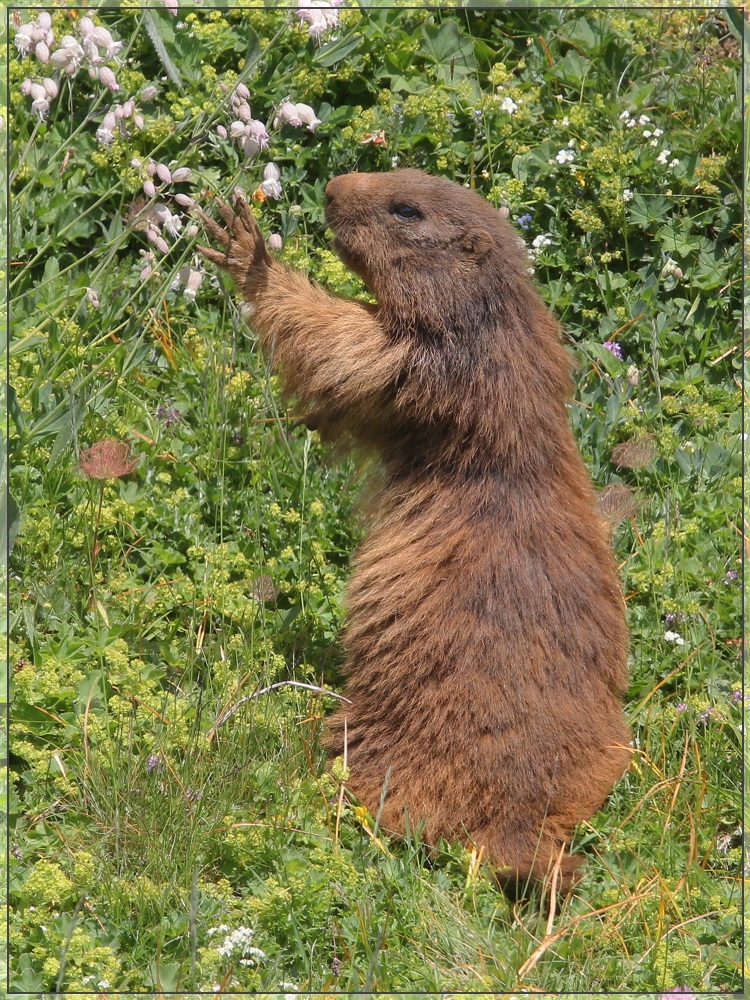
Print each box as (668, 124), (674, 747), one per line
(35, 40), (51, 63)
(14, 24), (35, 57)
(619, 110), (631, 121)
(172, 167), (192, 183)
(656, 149), (671, 165)
(49, 36), (84, 73)
(261, 178), (283, 199)
(555, 148), (575, 164)
(162, 212), (183, 238)
(181, 267), (203, 301)
(143, 180), (156, 198)
(141, 85), (158, 101)
(294, 102), (321, 131)
(274, 100), (303, 128)
(626, 119), (636, 128)
(98, 66), (119, 92)
(669, 158), (679, 169)
(263, 163), (281, 182)
(268, 233), (283, 251)
(637, 114), (650, 125)
(500, 96), (517, 114)
(155, 162), (172, 184)
(642, 130), (652, 138)
(86, 287), (100, 308)
(627, 364), (639, 387)
(622, 188), (634, 202)
(664, 631), (685, 645)
(216, 124), (228, 139)
(217, 926), (265, 961)
(297, 2), (340, 41)
(653, 128), (663, 137)
(649, 138), (658, 147)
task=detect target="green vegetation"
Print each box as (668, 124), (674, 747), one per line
(7, 5), (742, 993)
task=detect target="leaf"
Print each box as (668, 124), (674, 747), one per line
(421, 20), (476, 78)
(314, 32), (365, 68)
(143, 8), (184, 91)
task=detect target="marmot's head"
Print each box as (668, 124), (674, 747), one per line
(324, 169), (532, 337)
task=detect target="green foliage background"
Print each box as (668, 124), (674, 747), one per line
(6, 3), (743, 994)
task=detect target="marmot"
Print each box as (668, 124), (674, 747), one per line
(199, 169), (631, 892)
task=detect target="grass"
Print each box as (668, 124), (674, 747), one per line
(6, 4), (743, 994)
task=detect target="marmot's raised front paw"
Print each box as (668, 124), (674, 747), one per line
(197, 196), (271, 290)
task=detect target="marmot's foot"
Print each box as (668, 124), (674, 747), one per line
(197, 196), (271, 289)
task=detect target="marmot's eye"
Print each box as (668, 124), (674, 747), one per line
(393, 204), (420, 220)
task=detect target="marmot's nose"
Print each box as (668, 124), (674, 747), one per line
(325, 176), (343, 206)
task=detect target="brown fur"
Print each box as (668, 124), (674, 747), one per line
(199, 169), (632, 890)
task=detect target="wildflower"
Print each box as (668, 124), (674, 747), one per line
(637, 115), (650, 125)
(216, 124), (228, 139)
(603, 341), (623, 360)
(500, 96), (517, 114)
(653, 128), (663, 137)
(261, 162), (283, 200)
(234, 82), (250, 102)
(159, 0), (179, 14)
(181, 267), (203, 301)
(143, 180), (156, 198)
(268, 233), (283, 251)
(49, 36), (85, 74)
(155, 162), (172, 185)
(619, 110), (631, 121)
(274, 100), (304, 128)
(79, 440), (138, 479)
(97, 66), (120, 92)
(42, 77), (58, 99)
(517, 212), (533, 229)
(643, 130), (652, 138)
(622, 188), (634, 201)
(295, 102), (321, 131)
(172, 166), (192, 183)
(35, 41), (51, 64)
(731, 689), (744, 703)
(555, 148), (575, 164)
(668, 158), (679, 169)
(246, 119), (270, 148)
(296, 1), (341, 41)
(656, 149), (671, 165)
(162, 212), (183, 239)
(698, 707), (713, 725)
(29, 83), (50, 120)
(133, 113), (145, 130)
(664, 631), (685, 645)
(531, 234), (551, 250)
(141, 85), (158, 101)
(723, 569), (739, 585)
(627, 364), (639, 387)
(14, 23), (36, 57)
(217, 926), (266, 961)
(86, 288), (100, 309)
(96, 111), (117, 146)
(174, 193), (194, 207)
(660, 259), (683, 280)
(146, 754), (164, 772)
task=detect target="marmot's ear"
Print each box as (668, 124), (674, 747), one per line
(459, 226), (494, 259)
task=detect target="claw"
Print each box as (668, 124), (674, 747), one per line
(196, 244), (227, 267)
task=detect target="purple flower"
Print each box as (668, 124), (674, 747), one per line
(699, 707), (713, 725)
(674, 702), (688, 713)
(156, 404), (181, 427)
(146, 754), (163, 773)
(517, 213), (533, 230)
(659, 989), (695, 1000)
(723, 569), (738, 585)
(603, 341), (624, 360)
